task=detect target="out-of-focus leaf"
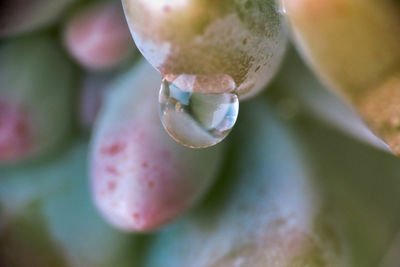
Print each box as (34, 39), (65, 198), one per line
(0, 141), (143, 267)
(270, 49), (389, 152)
(0, 0), (77, 37)
(282, 0), (400, 155)
(0, 35), (77, 164)
(268, 50), (400, 267)
(0, 204), (68, 267)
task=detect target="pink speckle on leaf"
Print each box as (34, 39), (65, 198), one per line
(0, 100), (33, 162)
(106, 166), (119, 176)
(107, 181), (117, 192)
(101, 142), (126, 156)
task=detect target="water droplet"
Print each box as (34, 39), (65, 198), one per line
(278, 0), (287, 15)
(159, 79), (239, 148)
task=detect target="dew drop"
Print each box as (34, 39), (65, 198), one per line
(159, 79), (239, 148)
(278, 0), (287, 15)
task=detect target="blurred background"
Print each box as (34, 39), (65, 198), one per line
(1, 0), (400, 266)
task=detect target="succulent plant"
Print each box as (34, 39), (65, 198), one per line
(1, 1), (400, 267)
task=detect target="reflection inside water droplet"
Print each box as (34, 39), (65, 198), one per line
(159, 79), (239, 148)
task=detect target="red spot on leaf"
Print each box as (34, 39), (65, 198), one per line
(101, 142), (126, 156)
(142, 161), (148, 168)
(108, 181), (117, 192)
(106, 166), (119, 176)
(0, 100), (32, 162)
(148, 181), (154, 188)
(132, 213), (140, 219)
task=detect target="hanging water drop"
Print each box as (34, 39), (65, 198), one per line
(159, 79), (239, 148)
(278, 0), (287, 15)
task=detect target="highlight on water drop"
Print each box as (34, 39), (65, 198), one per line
(158, 76), (239, 149)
